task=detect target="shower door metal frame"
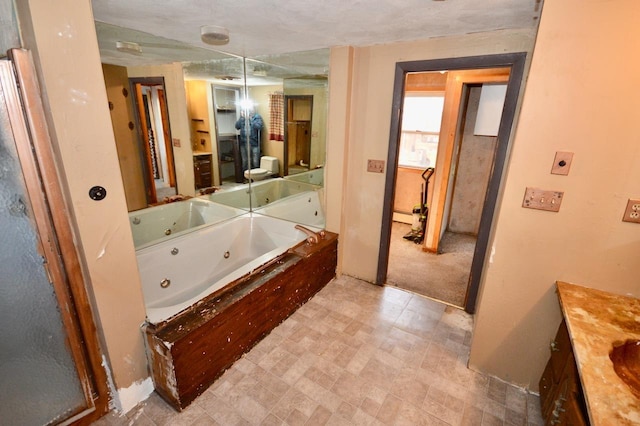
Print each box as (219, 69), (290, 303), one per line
(3, 48), (109, 425)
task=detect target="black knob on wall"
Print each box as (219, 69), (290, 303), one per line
(89, 186), (107, 201)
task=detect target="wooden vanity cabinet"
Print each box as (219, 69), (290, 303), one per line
(194, 154), (212, 189)
(539, 319), (589, 425)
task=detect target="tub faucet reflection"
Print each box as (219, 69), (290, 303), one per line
(295, 224), (326, 244)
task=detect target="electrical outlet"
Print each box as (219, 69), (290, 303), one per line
(622, 199), (640, 223)
(367, 159), (385, 173)
(551, 151), (574, 175)
(522, 187), (564, 212)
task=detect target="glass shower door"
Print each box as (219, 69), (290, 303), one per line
(0, 56), (95, 424)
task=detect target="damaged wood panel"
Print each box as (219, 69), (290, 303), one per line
(145, 232), (338, 410)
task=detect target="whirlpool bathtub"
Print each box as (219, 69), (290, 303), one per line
(135, 213), (319, 324)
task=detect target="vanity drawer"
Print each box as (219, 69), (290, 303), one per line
(196, 159), (211, 173)
(550, 319), (571, 381)
(539, 319), (589, 425)
(539, 360), (556, 419)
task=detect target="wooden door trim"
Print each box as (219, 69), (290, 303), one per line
(6, 48), (109, 424)
(130, 77), (172, 204)
(156, 88), (176, 188)
(425, 68), (510, 253)
(132, 82), (157, 204)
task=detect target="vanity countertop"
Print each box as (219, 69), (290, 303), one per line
(556, 281), (640, 425)
(193, 150), (213, 156)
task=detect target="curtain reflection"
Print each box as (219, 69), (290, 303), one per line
(268, 92), (284, 142)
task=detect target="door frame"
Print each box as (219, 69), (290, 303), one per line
(376, 52), (527, 313)
(130, 77), (176, 205)
(284, 94), (314, 176)
(425, 68), (511, 254)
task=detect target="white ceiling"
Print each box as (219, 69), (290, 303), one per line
(92, 0), (542, 61)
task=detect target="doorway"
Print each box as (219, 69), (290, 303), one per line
(377, 53), (527, 313)
(212, 85), (242, 185)
(130, 77), (177, 205)
(284, 95), (313, 176)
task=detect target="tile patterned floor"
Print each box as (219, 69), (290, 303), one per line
(94, 276), (544, 426)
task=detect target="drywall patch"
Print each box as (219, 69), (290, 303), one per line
(102, 355), (154, 417)
(101, 355), (118, 412)
(117, 377), (154, 414)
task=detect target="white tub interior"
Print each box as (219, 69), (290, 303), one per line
(136, 213), (319, 324)
(202, 178), (319, 210)
(284, 169), (324, 186)
(129, 199), (244, 249)
(253, 189), (325, 228)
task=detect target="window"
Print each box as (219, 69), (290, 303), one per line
(398, 93), (444, 169)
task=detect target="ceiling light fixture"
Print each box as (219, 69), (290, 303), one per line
(200, 25), (230, 45)
(115, 41), (142, 54)
(253, 64), (270, 77)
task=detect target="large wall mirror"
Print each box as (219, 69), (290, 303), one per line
(96, 22), (328, 248)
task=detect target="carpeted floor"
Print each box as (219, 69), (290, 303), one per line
(386, 221), (476, 308)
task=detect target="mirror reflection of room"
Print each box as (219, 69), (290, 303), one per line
(286, 95), (312, 175)
(100, 27), (327, 213)
(134, 82), (176, 201)
(184, 74), (328, 190)
(283, 78), (327, 177)
(98, 22), (328, 247)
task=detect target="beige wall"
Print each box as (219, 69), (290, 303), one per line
(102, 64), (147, 211)
(394, 167), (431, 218)
(325, 46), (354, 278)
(185, 80), (219, 184)
(15, 0), (150, 411)
(128, 63), (195, 197)
(185, 80), (213, 153)
(327, 29), (536, 281)
(469, 0), (640, 389)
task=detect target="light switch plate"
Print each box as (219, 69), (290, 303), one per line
(551, 151), (574, 175)
(367, 159), (385, 173)
(522, 187), (564, 212)
(622, 199), (640, 223)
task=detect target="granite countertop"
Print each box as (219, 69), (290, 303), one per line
(556, 281), (640, 425)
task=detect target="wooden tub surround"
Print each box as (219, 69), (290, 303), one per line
(143, 230), (338, 411)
